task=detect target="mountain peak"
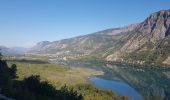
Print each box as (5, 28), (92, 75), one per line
(32, 41), (51, 50)
(138, 10), (170, 41)
(156, 9), (170, 14)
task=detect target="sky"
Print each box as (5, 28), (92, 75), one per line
(0, 0), (170, 48)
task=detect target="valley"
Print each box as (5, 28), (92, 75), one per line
(7, 59), (104, 86)
(12, 10), (169, 68)
(4, 58), (128, 100)
(7, 58), (170, 100)
(1, 7), (170, 100)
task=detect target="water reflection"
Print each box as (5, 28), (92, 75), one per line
(89, 77), (144, 100)
(53, 60), (170, 100)
(102, 64), (170, 100)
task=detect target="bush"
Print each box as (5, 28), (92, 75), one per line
(0, 53), (83, 100)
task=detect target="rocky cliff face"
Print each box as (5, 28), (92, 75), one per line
(138, 10), (170, 41)
(106, 10), (170, 66)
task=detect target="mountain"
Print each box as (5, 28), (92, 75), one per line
(106, 10), (170, 66)
(28, 24), (138, 59)
(10, 47), (31, 52)
(31, 41), (51, 50)
(0, 46), (19, 55)
(0, 46), (29, 56)
(29, 10), (170, 66)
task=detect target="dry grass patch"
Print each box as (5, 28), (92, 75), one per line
(8, 61), (103, 87)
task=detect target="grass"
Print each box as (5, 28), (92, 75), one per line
(6, 59), (128, 100)
(7, 60), (103, 87)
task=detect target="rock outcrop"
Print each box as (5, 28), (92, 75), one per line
(28, 10), (170, 66)
(106, 10), (170, 66)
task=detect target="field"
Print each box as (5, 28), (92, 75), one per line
(7, 60), (103, 87)
(5, 59), (128, 100)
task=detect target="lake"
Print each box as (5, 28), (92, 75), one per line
(53, 60), (170, 100)
(89, 77), (144, 100)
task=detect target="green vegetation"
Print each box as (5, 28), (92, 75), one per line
(0, 55), (128, 100)
(125, 50), (151, 61)
(146, 38), (170, 65)
(74, 84), (129, 100)
(123, 38), (170, 67)
(0, 54), (83, 100)
(7, 60), (103, 86)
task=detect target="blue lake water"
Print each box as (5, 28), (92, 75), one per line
(53, 60), (170, 100)
(89, 77), (144, 100)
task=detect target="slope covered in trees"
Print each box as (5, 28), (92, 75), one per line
(0, 54), (128, 100)
(0, 53), (82, 100)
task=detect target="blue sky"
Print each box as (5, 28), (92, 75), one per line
(0, 0), (170, 47)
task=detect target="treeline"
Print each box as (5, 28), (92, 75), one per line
(0, 53), (129, 100)
(74, 84), (129, 100)
(0, 53), (83, 100)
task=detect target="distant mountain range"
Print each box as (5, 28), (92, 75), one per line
(0, 46), (30, 56)
(28, 24), (138, 58)
(5, 10), (170, 66)
(28, 10), (170, 66)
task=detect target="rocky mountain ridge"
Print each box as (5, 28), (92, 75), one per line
(28, 24), (138, 59)
(28, 10), (170, 66)
(106, 10), (170, 66)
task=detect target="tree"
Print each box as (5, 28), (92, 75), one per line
(10, 64), (17, 78)
(0, 52), (2, 60)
